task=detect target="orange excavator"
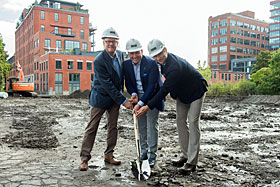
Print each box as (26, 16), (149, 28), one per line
(6, 61), (37, 97)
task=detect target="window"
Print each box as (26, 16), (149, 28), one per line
(230, 37), (236, 43)
(55, 73), (63, 95)
(220, 20), (227, 27)
(251, 32), (256, 38)
(237, 38), (243, 45)
(251, 25), (256, 30)
(211, 22), (218, 29)
(243, 48), (249, 54)
(68, 15), (72, 23)
(219, 46), (227, 53)
(220, 28), (227, 35)
(219, 37), (227, 44)
(220, 55), (227, 61)
(244, 23), (250, 29)
(68, 60), (73, 70)
(244, 31), (250, 37)
(230, 46), (236, 52)
(251, 41), (256, 47)
(81, 16), (84, 25)
(211, 56), (217, 62)
(45, 39), (50, 47)
(80, 30), (84, 39)
(236, 47), (243, 53)
(65, 40), (80, 50)
(77, 61), (83, 70)
(211, 30), (218, 37)
(68, 28), (72, 35)
(230, 20), (236, 27)
(56, 60), (62, 70)
(69, 73), (80, 94)
(211, 47), (218, 54)
(55, 13), (59, 22)
(230, 28), (236, 35)
(229, 74), (231, 80)
(250, 49), (256, 55)
(237, 21), (243, 28)
(211, 38), (218, 45)
(56, 40), (61, 48)
(82, 42), (87, 50)
(54, 27), (58, 34)
(87, 61), (92, 70)
(41, 11), (45, 20)
(41, 25), (45, 32)
(244, 39), (250, 45)
(237, 29), (243, 36)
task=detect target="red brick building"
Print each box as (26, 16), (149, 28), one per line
(208, 11), (269, 84)
(13, 0), (97, 95)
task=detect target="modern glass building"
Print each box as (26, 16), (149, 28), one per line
(270, 0), (280, 50)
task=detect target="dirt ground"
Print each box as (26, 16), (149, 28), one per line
(0, 93), (280, 186)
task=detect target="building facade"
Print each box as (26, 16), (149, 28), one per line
(12, 0), (97, 95)
(270, 0), (280, 50)
(208, 11), (269, 84)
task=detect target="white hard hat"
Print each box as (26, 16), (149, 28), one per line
(147, 39), (165, 57)
(126, 38), (142, 52)
(101, 27), (119, 39)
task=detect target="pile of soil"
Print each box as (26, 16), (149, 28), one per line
(68, 89), (91, 99)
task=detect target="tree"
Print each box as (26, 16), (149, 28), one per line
(197, 60), (211, 82)
(251, 50), (272, 74)
(268, 51), (280, 94)
(0, 35), (10, 91)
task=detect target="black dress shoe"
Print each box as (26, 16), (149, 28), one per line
(172, 157), (188, 167)
(179, 163), (196, 175)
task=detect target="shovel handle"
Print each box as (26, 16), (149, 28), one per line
(133, 113), (140, 140)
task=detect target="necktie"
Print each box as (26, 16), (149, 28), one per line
(113, 58), (120, 77)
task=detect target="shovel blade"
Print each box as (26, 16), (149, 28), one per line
(141, 159), (151, 180)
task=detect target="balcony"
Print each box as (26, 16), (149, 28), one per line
(51, 29), (76, 38)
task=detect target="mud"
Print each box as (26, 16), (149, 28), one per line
(0, 95), (279, 186)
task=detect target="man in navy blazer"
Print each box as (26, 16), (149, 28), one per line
(79, 27), (132, 171)
(123, 38), (164, 168)
(137, 39), (208, 173)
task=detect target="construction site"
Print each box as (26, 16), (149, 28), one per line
(0, 94), (279, 186)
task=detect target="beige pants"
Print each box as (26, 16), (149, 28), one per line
(176, 94), (205, 165)
(80, 103), (120, 161)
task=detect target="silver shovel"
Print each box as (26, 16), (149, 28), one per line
(131, 113), (151, 180)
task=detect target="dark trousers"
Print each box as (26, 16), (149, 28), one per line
(80, 103), (120, 161)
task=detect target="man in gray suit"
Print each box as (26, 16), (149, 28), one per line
(79, 27), (132, 171)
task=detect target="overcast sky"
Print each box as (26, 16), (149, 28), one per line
(0, 0), (271, 67)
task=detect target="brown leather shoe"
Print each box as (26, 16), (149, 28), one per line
(179, 163), (196, 175)
(172, 157), (188, 167)
(104, 156), (121, 165)
(79, 161), (88, 171)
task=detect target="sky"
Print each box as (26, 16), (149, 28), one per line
(0, 0), (271, 67)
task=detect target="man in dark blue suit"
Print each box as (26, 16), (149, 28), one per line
(79, 27), (132, 171)
(136, 39), (208, 173)
(123, 38), (164, 168)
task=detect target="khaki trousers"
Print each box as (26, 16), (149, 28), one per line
(176, 94), (205, 165)
(80, 103), (120, 161)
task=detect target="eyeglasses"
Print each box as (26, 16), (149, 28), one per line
(104, 40), (118, 45)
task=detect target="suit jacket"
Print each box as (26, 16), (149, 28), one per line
(148, 53), (208, 109)
(89, 49), (126, 109)
(123, 55), (164, 111)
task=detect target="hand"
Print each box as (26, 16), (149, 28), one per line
(136, 105), (149, 118)
(129, 95), (138, 104)
(133, 104), (141, 114)
(123, 100), (133, 110)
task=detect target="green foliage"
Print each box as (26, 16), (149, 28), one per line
(250, 50), (280, 95)
(0, 36), (10, 91)
(231, 79), (256, 96)
(197, 60), (211, 82)
(251, 50), (272, 74)
(207, 80), (256, 96)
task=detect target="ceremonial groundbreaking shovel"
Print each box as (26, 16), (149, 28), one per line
(131, 113), (151, 181)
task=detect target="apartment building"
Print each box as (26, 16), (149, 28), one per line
(13, 0), (97, 95)
(208, 11), (269, 84)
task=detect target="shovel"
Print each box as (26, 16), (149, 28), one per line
(131, 113), (151, 181)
